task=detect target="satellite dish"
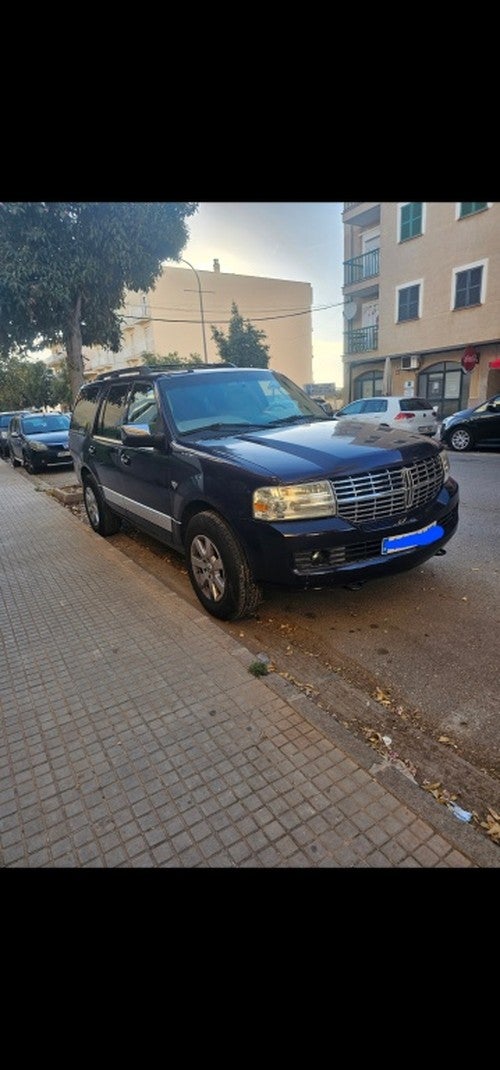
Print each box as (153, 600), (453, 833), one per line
(343, 301), (357, 321)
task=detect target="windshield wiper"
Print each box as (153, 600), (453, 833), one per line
(265, 414), (317, 427)
(182, 421), (256, 434)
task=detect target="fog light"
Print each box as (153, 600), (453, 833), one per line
(311, 550), (323, 564)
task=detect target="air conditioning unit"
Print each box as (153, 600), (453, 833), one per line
(400, 355), (420, 371)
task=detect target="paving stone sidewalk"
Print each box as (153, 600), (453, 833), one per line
(1, 461), (498, 868)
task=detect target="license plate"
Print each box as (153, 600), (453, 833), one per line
(382, 522), (444, 554)
(418, 425), (432, 433)
(57, 450), (70, 458)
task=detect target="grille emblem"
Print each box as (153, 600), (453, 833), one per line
(402, 466), (415, 508)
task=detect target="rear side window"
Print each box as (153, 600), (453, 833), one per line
(71, 384), (101, 433)
(399, 398), (431, 412)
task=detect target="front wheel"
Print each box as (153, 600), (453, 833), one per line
(83, 474), (121, 536)
(449, 426), (473, 451)
(185, 511), (263, 621)
(23, 451), (41, 475)
(9, 448), (21, 468)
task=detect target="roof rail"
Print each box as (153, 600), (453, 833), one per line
(94, 362), (235, 381)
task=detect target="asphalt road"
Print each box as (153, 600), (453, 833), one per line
(4, 448), (499, 829)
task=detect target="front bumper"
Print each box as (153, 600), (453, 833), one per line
(240, 480), (459, 589)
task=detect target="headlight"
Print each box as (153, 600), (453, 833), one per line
(29, 441), (49, 452)
(253, 480), (337, 521)
(439, 449), (450, 479)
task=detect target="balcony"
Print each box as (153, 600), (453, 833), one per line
(344, 326), (378, 355)
(122, 301), (151, 322)
(342, 202), (381, 228)
(344, 248), (379, 286)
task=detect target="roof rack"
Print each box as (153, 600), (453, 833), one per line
(94, 362), (234, 381)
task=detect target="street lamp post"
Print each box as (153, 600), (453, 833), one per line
(180, 258), (209, 363)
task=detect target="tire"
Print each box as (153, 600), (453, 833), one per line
(185, 511), (263, 621)
(449, 426), (473, 451)
(9, 448), (21, 468)
(23, 451), (41, 475)
(83, 474), (121, 536)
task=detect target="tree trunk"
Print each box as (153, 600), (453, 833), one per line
(64, 294), (85, 402)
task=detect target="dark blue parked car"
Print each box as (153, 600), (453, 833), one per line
(8, 411), (72, 474)
(69, 364), (459, 621)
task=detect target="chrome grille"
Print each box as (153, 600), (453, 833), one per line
(332, 455), (444, 524)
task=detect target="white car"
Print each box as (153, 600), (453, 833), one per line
(333, 396), (438, 436)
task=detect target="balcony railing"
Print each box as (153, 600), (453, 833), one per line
(344, 326), (378, 355)
(343, 248), (380, 286)
(122, 302), (151, 321)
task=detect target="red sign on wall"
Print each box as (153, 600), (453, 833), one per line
(461, 346), (479, 372)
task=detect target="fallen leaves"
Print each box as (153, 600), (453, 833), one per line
(480, 809), (500, 843)
(278, 671), (318, 698)
(423, 781), (457, 805)
(362, 727), (417, 780)
(438, 735), (458, 749)
(374, 686), (392, 706)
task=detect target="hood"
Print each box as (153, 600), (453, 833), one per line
(24, 431), (70, 445)
(185, 419), (439, 482)
(443, 406), (475, 425)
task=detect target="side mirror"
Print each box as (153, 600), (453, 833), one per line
(121, 424), (165, 448)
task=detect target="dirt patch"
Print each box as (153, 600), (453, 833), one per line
(46, 485), (83, 505)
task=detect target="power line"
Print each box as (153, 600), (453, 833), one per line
(120, 302), (343, 327)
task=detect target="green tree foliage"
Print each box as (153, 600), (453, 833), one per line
(140, 351), (202, 367)
(211, 302), (270, 368)
(0, 202), (198, 401)
(50, 363), (72, 409)
(0, 355), (69, 409)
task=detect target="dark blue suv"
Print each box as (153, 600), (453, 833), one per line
(69, 364), (459, 621)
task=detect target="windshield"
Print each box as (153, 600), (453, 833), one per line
(21, 414), (70, 434)
(159, 369), (328, 434)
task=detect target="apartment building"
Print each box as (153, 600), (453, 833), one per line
(80, 262), (313, 388)
(342, 202), (500, 418)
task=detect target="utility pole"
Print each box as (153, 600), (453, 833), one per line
(180, 259), (210, 363)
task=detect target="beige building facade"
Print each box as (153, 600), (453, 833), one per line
(81, 263), (313, 388)
(342, 202), (500, 418)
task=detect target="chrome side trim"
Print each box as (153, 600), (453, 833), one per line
(102, 486), (173, 533)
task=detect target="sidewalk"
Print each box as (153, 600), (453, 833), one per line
(1, 461), (498, 868)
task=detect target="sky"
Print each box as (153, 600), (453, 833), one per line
(179, 203), (345, 386)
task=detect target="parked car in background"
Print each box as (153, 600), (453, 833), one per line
(439, 394), (500, 451)
(69, 363), (458, 622)
(333, 396), (438, 436)
(8, 412), (73, 474)
(310, 396), (334, 417)
(0, 410), (32, 459)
